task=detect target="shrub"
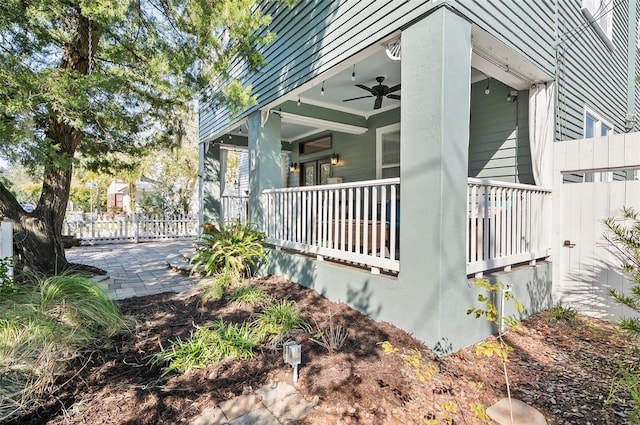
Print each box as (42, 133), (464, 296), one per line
(547, 303), (578, 324)
(253, 300), (305, 343)
(153, 320), (261, 374)
(198, 278), (225, 304)
(0, 273), (125, 423)
(228, 285), (270, 306)
(191, 223), (266, 279)
(604, 207), (640, 335)
(309, 310), (348, 354)
(603, 207), (640, 419)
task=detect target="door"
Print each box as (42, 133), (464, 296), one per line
(302, 158), (331, 186)
(559, 179), (640, 320)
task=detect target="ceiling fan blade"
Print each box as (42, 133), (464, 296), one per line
(374, 96), (383, 109)
(387, 94), (401, 100)
(355, 84), (375, 94)
(343, 95), (374, 102)
(387, 84), (401, 93)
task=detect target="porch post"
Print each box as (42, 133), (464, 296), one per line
(247, 111), (282, 230)
(401, 6), (473, 350)
(200, 141), (223, 230)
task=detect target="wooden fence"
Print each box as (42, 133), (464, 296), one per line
(63, 214), (198, 245)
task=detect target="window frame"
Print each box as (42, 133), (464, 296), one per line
(376, 123), (401, 180)
(581, 0), (614, 51)
(583, 106), (614, 182)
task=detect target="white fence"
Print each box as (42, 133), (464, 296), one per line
(263, 178), (400, 273)
(1, 219), (13, 280)
(63, 214), (198, 245)
(466, 178), (552, 275)
(554, 132), (640, 320)
(221, 195), (249, 225)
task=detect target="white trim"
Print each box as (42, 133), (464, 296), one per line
(299, 96), (400, 119)
(583, 105), (615, 182)
(581, 0), (615, 51)
(583, 105), (614, 137)
(275, 111), (368, 135)
(376, 123), (401, 179)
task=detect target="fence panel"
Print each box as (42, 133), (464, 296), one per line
(63, 214), (197, 245)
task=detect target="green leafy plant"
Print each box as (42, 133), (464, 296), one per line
(228, 284), (270, 306)
(253, 300), (305, 343)
(190, 223), (266, 279)
(198, 278), (225, 304)
(603, 207), (640, 420)
(467, 278), (523, 424)
(547, 303), (578, 324)
(309, 310), (348, 354)
(604, 207), (640, 335)
(0, 257), (12, 286)
(153, 319), (261, 375)
(0, 273), (125, 422)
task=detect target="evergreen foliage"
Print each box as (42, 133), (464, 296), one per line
(603, 207), (640, 335)
(0, 0), (282, 274)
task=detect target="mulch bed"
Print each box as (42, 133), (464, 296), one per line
(10, 276), (639, 424)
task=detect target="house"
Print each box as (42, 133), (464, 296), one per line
(106, 179), (157, 215)
(198, 1), (640, 353)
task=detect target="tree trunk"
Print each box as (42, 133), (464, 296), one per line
(0, 9), (95, 276)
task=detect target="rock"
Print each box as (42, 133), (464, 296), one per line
(487, 398), (547, 425)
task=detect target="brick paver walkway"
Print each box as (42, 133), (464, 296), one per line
(66, 239), (197, 300)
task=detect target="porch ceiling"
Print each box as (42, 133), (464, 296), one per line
(224, 27), (552, 142)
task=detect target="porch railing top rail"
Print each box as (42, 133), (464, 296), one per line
(467, 177), (552, 193)
(263, 177), (400, 194)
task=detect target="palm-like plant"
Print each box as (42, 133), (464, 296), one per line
(190, 223), (266, 278)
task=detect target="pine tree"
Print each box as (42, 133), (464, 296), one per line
(0, 0), (278, 275)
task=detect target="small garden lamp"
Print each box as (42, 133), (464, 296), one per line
(283, 341), (302, 384)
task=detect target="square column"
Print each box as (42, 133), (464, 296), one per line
(248, 111), (282, 229)
(199, 141), (223, 230)
(400, 7), (473, 350)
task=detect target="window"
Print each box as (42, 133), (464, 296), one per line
(584, 106), (614, 182)
(299, 135), (332, 155)
(581, 0), (614, 49)
(376, 123), (400, 179)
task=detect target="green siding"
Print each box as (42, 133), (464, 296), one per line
(200, 0), (557, 142)
(468, 80), (533, 184)
(556, 1), (633, 140)
(286, 108), (400, 187)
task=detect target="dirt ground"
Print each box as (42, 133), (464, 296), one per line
(10, 275), (638, 425)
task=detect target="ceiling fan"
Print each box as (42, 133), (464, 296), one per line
(342, 76), (401, 109)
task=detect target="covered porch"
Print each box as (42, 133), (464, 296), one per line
(201, 6), (554, 351)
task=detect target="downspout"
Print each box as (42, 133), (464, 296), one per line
(553, 0), (560, 142)
(625, 0), (638, 133)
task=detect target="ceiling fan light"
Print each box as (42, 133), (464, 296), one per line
(385, 38), (401, 61)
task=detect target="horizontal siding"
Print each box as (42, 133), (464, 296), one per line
(201, 0), (559, 142)
(450, 0), (556, 74)
(200, 1), (434, 141)
(469, 79), (533, 184)
(286, 109), (400, 187)
(556, 0), (631, 140)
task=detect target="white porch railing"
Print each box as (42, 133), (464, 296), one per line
(466, 178), (552, 275)
(260, 177), (551, 276)
(263, 178), (400, 273)
(221, 195), (249, 225)
(63, 214), (198, 245)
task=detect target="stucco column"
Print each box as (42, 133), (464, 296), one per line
(199, 141), (222, 230)
(248, 111), (282, 230)
(400, 7), (473, 351)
